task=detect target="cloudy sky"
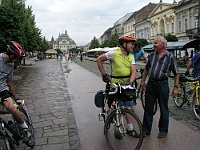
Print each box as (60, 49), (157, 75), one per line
(25, 0), (177, 46)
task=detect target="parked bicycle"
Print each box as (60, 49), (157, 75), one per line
(172, 73), (200, 120)
(96, 80), (143, 150)
(135, 68), (157, 115)
(0, 94), (35, 150)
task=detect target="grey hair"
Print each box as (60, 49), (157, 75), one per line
(155, 35), (167, 46)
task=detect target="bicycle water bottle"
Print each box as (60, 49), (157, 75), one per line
(8, 120), (18, 133)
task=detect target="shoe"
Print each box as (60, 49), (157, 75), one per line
(23, 128), (31, 142)
(127, 129), (140, 138)
(157, 132), (167, 138)
(143, 132), (150, 137)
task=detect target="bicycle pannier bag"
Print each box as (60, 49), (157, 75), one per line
(94, 90), (104, 108)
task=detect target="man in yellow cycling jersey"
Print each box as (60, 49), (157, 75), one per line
(96, 35), (139, 137)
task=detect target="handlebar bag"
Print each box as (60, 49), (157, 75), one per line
(117, 84), (136, 101)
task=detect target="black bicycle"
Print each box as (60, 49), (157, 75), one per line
(98, 80), (143, 150)
(0, 94), (35, 150)
(135, 68), (157, 115)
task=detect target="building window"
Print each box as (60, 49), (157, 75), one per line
(167, 24), (169, 33)
(178, 21), (181, 33)
(152, 28), (154, 36)
(184, 18), (188, 31)
(171, 23), (174, 32)
(194, 16), (199, 28)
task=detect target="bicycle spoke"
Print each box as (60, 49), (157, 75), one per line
(174, 83), (185, 108)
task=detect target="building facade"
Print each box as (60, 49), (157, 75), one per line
(175, 0), (200, 40)
(52, 30), (76, 53)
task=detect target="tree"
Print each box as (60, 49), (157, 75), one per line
(164, 34), (178, 42)
(107, 31), (120, 47)
(100, 31), (119, 48)
(0, 0), (48, 54)
(136, 38), (149, 46)
(89, 36), (100, 49)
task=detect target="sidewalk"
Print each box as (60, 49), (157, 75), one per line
(66, 59), (200, 150)
(13, 57), (80, 150)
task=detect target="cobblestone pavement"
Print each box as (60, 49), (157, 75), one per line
(74, 58), (200, 134)
(11, 58), (80, 150)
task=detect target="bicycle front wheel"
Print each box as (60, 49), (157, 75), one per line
(192, 94), (200, 120)
(19, 107), (35, 147)
(173, 83), (185, 108)
(141, 89), (157, 115)
(104, 108), (143, 150)
(0, 131), (15, 150)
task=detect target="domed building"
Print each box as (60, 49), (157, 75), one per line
(51, 30), (76, 53)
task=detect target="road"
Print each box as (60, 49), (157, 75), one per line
(63, 58), (200, 150)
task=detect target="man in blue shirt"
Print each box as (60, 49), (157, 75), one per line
(185, 51), (200, 76)
(131, 41), (148, 62)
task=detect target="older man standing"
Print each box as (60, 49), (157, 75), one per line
(140, 36), (179, 138)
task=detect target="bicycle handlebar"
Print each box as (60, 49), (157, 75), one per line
(107, 83), (136, 95)
(170, 72), (200, 82)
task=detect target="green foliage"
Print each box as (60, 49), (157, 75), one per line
(89, 36), (100, 49)
(69, 48), (80, 53)
(164, 34), (178, 42)
(100, 31), (120, 48)
(0, 0), (49, 53)
(55, 49), (62, 54)
(136, 38), (149, 46)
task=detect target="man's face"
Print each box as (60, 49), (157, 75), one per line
(153, 38), (164, 52)
(134, 46), (142, 53)
(10, 55), (19, 63)
(125, 42), (134, 52)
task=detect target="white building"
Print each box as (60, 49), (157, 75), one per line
(52, 30), (76, 53)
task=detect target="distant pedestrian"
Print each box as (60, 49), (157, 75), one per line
(140, 36), (179, 138)
(80, 54), (83, 62)
(56, 53), (59, 61)
(59, 53), (63, 60)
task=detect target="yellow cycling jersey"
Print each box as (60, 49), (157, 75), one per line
(105, 49), (135, 84)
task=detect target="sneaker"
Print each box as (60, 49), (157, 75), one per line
(23, 128), (31, 142)
(157, 132), (167, 138)
(127, 129), (140, 138)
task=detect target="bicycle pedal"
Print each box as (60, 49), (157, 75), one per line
(98, 113), (105, 121)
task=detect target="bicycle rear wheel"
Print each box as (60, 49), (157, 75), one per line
(173, 83), (185, 108)
(104, 108), (143, 150)
(140, 89), (157, 115)
(19, 107), (35, 147)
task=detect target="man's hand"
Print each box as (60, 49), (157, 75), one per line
(185, 71), (189, 76)
(102, 74), (110, 83)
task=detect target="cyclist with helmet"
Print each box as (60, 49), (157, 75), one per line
(0, 41), (30, 142)
(96, 35), (139, 138)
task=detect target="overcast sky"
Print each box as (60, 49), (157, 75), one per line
(25, 0), (177, 46)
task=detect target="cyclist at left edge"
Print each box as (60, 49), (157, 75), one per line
(0, 41), (30, 142)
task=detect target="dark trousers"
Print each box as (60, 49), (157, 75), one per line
(142, 79), (169, 134)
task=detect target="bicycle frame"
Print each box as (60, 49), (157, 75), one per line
(181, 80), (200, 104)
(0, 107), (24, 146)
